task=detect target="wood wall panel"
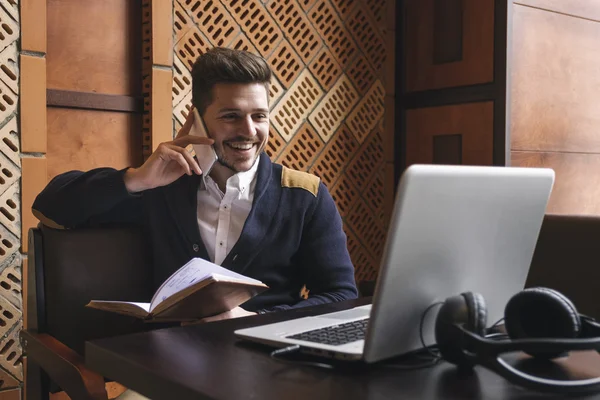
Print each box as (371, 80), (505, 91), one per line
(405, 102), (494, 166)
(512, 151), (600, 215)
(511, 5), (600, 153)
(404, 0), (494, 92)
(46, 109), (143, 179)
(46, 0), (142, 96)
(515, 0), (600, 22)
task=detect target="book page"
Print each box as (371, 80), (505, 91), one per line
(88, 301), (150, 312)
(150, 258), (264, 311)
(86, 301), (151, 318)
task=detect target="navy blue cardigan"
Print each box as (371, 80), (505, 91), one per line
(33, 153), (358, 312)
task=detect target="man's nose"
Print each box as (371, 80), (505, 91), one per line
(240, 116), (257, 137)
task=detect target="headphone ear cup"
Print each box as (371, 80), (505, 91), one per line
(505, 287), (581, 359)
(463, 292), (488, 336)
(435, 292), (487, 368)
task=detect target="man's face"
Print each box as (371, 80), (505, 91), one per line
(202, 83), (269, 173)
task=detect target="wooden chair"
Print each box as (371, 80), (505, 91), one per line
(21, 224), (155, 400)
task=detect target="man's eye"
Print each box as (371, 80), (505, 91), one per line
(254, 114), (268, 120)
(221, 114), (237, 120)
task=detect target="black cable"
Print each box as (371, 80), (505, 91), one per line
(490, 317), (505, 330)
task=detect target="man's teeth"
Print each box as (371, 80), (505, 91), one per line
(229, 143), (253, 150)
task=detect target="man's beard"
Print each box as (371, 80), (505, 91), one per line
(216, 151), (260, 173)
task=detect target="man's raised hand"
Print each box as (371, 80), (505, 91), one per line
(124, 110), (214, 193)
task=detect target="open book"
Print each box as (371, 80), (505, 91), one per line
(86, 257), (268, 322)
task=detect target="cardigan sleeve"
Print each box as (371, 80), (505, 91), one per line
(32, 168), (144, 229)
(262, 182), (359, 312)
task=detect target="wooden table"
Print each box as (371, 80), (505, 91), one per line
(86, 299), (600, 400)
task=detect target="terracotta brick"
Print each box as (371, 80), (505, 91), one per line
(20, 55), (46, 153)
(0, 361), (18, 390)
(21, 0), (46, 53)
(152, 0), (173, 66)
(152, 68), (174, 151)
(0, 388), (20, 400)
(21, 157), (47, 252)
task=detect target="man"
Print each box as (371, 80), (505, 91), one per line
(33, 47), (358, 322)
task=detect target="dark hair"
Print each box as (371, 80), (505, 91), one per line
(191, 47), (272, 115)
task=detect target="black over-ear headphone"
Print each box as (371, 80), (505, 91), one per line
(435, 287), (600, 394)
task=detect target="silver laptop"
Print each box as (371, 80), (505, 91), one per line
(235, 164), (555, 363)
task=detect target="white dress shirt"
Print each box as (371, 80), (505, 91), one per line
(197, 158), (260, 265)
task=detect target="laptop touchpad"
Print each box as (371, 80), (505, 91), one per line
(316, 306), (371, 320)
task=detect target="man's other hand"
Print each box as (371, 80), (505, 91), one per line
(124, 108), (214, 193)
(181, 307), (257, 325)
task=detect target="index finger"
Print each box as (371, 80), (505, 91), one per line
(174, 135), (214, 147)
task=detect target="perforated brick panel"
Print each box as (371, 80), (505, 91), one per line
(344, 226), (378, 283)
(0, 79), (16, 123)
(347, 54), (376, 95)
(174, 0), (194, 44)
(271, 69), (323, 141)
(347, 5), (386, 72)
(346, 128), (383, 189)
(230, 33), (259, 54)
(171, 0), (392, 279)
(223, 0), (283, 57)
(268, 76), (284, 110)
(330, 0), (358, 21)
(308, 47), (342, 91)
(308, 0), (357, 68)
(330, 173), (359, 217)
(172, 55), (192, 108)
(0, 320), (22, 380)
(266, 126), (285, 160)
(364, 166), (385, 216)
(364, 0), (386, 25)
(347, 197), (386, 261)
(0, 7), (18, 56)
(173, 92), (193, 126)
(267, 0), (322, 63)
(1, 0), (17, 23)
(0, 117), (19, 169)
(308, 74), (359, 143)
(0, 0), (20, 385)
(267, 41), (303, 88)
(0, 185), (19, 238)
(175, 27), (212, 71)
(347, 79), (385, 144)
(0, 256), (21, 309)
(180, 0), (239, 47)
(276, 122), (324, 170)
(309, 124), (359, 187)
(0, 43), (17, 95)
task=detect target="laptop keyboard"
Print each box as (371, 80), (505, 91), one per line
(286, 318), (369, 346)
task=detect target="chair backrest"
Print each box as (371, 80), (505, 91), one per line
(27, 224), (155, 356)
(526, 214), (600, 319)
